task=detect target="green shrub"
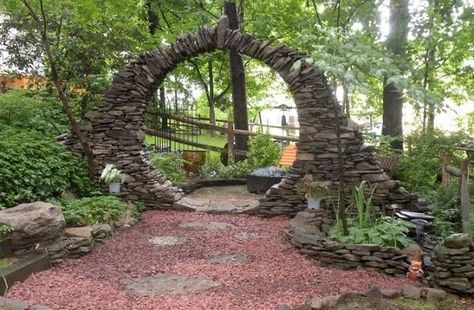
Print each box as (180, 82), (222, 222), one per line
(0, 89), (68, 136)
(0, 224), (14, 235)
(150, 152), (187, 183)
(0, 128), (95, 208)
(246, 133), (281, 169)
(330, 217), (415, 248)
(60, 196), (135, 226)
(199, 151), (224, 179)
(398, 129), (470, 193)
(330, 182), (415, 249)
(423, 182), (461, 238)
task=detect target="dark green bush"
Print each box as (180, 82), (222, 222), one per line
(246, 133), (282, 169)
(398, 129), (470, 193)
(0, 128), (95, 208)
(60, 196), (136, 226)
(150, 152), (187, 183)
(0, 89), (68, 136)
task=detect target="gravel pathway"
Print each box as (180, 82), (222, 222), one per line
(8, 211), (409, 310)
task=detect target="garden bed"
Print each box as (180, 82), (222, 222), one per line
(0, 252), (50, 295)
(285, 210), (411, 275)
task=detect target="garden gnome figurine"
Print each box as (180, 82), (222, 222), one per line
(407, 248), (424, 281)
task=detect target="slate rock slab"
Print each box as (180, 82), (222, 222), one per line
(179, 221), (235, 230)
(444, 233), (472, 249)
(0, 202), (65, 250)
(119, 273), (220, 296)
(234, 231), (261, 240)
(149, 236), (187, 246)
(208, 253), (249, 264)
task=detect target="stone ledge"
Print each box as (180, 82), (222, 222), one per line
(286, 210), (411, 276)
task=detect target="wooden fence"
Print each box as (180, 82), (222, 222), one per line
(145, 111), (299, 161)
(441, 152), (472, 234)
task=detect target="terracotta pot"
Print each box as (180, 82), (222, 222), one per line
(182, 150), (206, 174)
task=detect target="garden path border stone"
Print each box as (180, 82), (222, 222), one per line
(119, 273), (220, 296)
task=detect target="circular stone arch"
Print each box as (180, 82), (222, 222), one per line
(64, 16), (402, 215)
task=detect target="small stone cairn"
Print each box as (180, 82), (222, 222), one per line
(432, 233), (474, 294)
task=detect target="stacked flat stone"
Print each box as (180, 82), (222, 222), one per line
(61, 15), (425, 216)
(46, 226), (112, 264)
(285, 211), (410, 275)
(432, 233), (474, 294)
(92, 223), (113, 243)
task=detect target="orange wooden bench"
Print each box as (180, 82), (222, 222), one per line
(278, 144), (297, 167)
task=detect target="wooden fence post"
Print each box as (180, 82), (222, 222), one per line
(441, 153), (451, 189)
(227, 121), (235, 165)
(460, 159), (471, 234)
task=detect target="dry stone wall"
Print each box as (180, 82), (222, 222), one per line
(285, 210), (411, 275)
(62, 15), (422, 214)
(432, 233), (474, 294)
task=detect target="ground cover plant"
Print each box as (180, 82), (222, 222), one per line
(150, 152), (188, 183)
(56, 196), (143, 226)
(0, 128), (95, 208)
(330, 181), (415, 248)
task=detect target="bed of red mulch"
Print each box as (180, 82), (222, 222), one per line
(8, 211), (410, 310)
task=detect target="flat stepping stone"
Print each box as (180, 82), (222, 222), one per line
(119, 273), (220, 296)
(208, 253), (249, 264)
(179, 221), (235, 230)
(234, 231), (261, 240)
(149, 236), (186, 246)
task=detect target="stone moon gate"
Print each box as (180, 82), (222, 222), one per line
(64, 16), (418, 216)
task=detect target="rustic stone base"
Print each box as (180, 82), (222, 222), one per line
(285, 210), (411, 275)
(432, 233), (474, 294)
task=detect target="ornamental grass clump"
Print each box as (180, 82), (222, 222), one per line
(330, 181), (415, 248)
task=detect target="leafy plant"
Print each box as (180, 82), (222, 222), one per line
(0, 128), (96, 208)
(364, 133), (399, 156)
(60, 196), (138, 226)
(352, 181), (377, 227)
(199, 151), (224, 179)
(100, 164), (124, 184)
(330, 217), (415, 248)
(330, 182), (415, 249)
(299, 174), (330, 199)
(216, 160), (251, 179)
(150, 152), (188, 183)
(0, 89), (68, 136)
(398, 129), (470, 193)
(423, 182), (461, 238)
(246, 133), (281, 170)
(0, 224), (14, 235)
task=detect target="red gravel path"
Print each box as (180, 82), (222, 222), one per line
(9, 211), (409, 309)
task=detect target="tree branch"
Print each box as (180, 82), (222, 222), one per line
(187, 59), (211, 104)
(21, 0), (96, 179)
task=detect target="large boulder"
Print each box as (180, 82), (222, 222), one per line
(0, 202), (65, 251)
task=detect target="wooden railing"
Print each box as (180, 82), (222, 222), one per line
(145, 111), (299, 158)
(441, 154), (471, 234)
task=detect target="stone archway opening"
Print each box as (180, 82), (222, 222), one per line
(64, 15), (420, 216)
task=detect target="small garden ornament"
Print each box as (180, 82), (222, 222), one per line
(407, 248), (424, 281)
(100, 164), (124, 194)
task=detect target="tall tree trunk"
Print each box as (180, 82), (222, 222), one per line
(342, 84), (350, 118)
(174, 76), (178, 111)
(159, 86), (168, 130)
(208, 57), (216, 132)
(224, 1), (248, 162)
(382, 0), (409, 151)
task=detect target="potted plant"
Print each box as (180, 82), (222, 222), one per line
(301, 174), (329, 210)
(100, 164), (124, 194)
